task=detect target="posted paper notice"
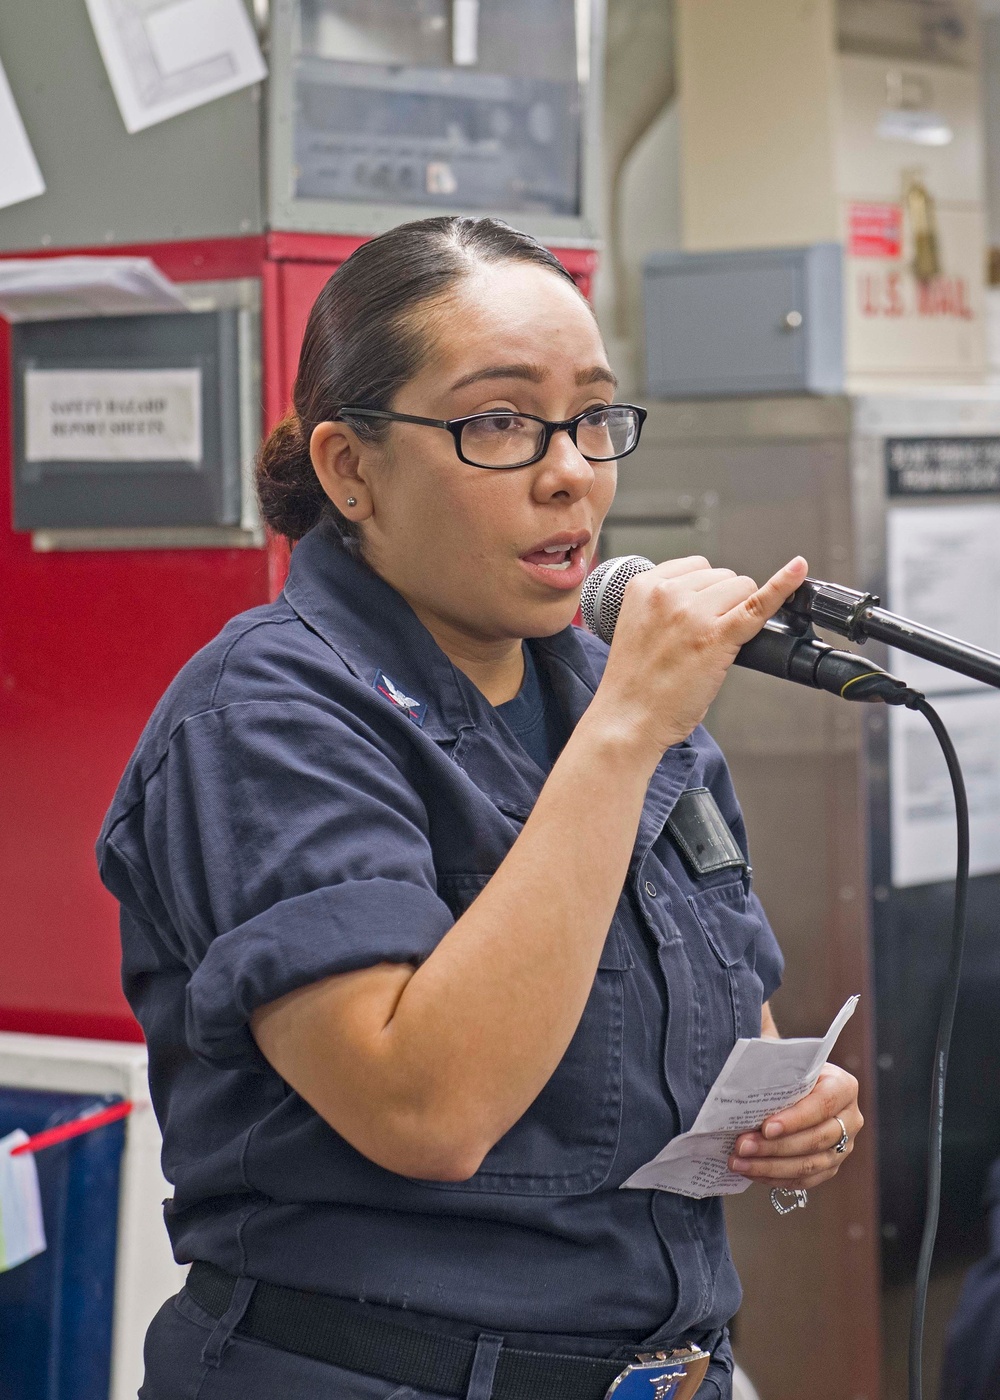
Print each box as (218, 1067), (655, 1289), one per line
(85, 0), (267, 134)
(24, 369), (203, 464)
(622, 997), (859, 1198)
(890, 690), (1000, 886)
(0, 53), (45, 212)
(886, 503), (1000, 886)
(886, 503), (1000, 696)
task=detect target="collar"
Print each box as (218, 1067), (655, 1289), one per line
(284, 521), (697, 845)
(283, 520), (476, 743)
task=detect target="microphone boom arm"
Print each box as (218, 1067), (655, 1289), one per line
(787, 579), (1000, 691)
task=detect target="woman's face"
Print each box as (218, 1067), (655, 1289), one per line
(329, 261), (619, 654)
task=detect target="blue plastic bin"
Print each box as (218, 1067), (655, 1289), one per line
(0, 1087), (126, 1400)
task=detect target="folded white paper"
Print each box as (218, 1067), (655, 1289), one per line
(85, 0), (267, 135)
(0, 257), (188, 323)
(0, 1131), (46, 1272)
(0, 52), (45, 212)
(621, 995), (860, 1198)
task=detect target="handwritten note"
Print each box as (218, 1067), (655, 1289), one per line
(621, 996), (859, 1198)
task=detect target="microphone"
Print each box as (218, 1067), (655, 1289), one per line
(580, 555), (919, 706)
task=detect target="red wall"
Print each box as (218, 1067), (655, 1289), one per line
(0, 234), (597, 1041)
(0, 240), (272, 1040)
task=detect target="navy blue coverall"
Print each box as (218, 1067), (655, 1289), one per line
(97, 520), (784, 1399)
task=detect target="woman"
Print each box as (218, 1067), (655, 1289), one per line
(98, 216), (863, 1400)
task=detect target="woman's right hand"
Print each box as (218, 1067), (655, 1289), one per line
(588, 554), (809, 766)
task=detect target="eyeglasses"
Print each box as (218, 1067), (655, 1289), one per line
(336, 403), (647, 470)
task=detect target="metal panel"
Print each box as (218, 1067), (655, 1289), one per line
(643, 244), (844, 398)
(850, 391), (1000, 1284)
(266, 0), (604, 244)
(617, 395), (880, 1400)
(623, 390), (1000, 1398)
(0, 0), (262, 252)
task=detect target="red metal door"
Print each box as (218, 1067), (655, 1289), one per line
(0, 239), (270, 1040)
(0, 233), (597, 1040)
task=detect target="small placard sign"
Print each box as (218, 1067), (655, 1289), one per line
(24, 368), (202, 464)
(848, 201), (902, 259)
(886, 437), (1000, 497)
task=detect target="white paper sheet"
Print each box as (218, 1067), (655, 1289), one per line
(84, 0), (267, 134)
(0, 257), (188, 322)
(25, 368), (203, 463)
(0, 53), (45, 212)
(621, 996), (859, 1198)
(452, 0), (480, 65)
(890, 689), (1000, 886)
(0, 1131), (46, 1272)
(886, 504), (1000, 696)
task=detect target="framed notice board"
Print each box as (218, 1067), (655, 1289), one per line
(12, 310), (245, 530)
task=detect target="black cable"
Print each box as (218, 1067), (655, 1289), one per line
(907, 697), (971, 1400)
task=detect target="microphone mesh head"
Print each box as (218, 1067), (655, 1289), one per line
(580, 555), (655, 643)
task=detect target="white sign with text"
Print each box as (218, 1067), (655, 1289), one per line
(25, 368), (202, 463)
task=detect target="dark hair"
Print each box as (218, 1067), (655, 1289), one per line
(255, 216), (583, 542)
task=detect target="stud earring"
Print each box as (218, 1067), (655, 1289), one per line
(345, 496), (357, 508)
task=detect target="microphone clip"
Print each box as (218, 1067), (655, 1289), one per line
(784, 579), (880, 644)
(750, 610), (922, 708)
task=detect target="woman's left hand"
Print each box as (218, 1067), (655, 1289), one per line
(728, 1064), (863, 1189)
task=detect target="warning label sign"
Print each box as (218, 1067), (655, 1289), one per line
(887, 438), (1000, 496)
(848, 202), (903, 259)
(24, 368), (202, 463)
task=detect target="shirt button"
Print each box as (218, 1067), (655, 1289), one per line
(644, 880), (657, 898)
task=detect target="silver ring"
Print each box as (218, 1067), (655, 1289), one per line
(834, 1116), (849, 1154)
(770, 1187), (808, 1215)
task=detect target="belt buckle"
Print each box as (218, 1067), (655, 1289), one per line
(603, 1346), (711, 1400)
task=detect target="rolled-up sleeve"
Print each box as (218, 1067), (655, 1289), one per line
(103, 699), (455, 1070)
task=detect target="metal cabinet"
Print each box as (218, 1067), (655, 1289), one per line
(605, 389), (1000, 1400)
(643, 244), (844, 398)
(267, 0), (604, 243)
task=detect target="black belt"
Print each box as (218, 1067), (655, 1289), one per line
(186, 1261), (663, 1400)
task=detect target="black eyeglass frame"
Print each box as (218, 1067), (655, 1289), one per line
(335, 404), (648, 470)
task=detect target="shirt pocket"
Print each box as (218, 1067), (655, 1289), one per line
(686, 879), (766, 1045)
(429, 872), (632, 1196)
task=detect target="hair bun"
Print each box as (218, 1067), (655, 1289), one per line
(255, 413), (328, 542)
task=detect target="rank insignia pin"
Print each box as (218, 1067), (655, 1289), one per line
(373, 670), (428, 726)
